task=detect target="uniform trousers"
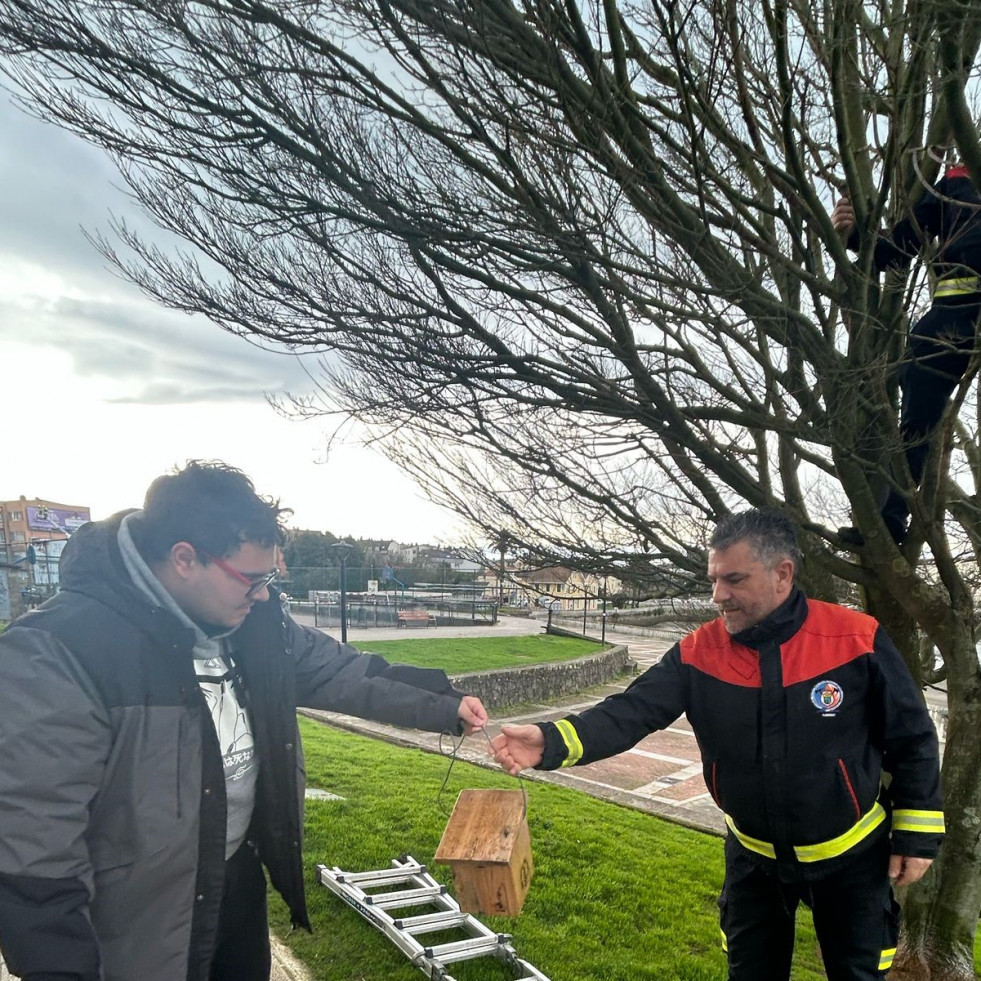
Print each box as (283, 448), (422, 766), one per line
(881, 297), (981, 538)
(719, 835), (899, 981)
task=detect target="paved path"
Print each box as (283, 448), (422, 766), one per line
(291, 610), (554, 642)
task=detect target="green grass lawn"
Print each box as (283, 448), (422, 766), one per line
(271, 718), (830, 981)
(354, 634), (607, 673)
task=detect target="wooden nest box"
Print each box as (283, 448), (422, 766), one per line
(434, 788), (533, 917)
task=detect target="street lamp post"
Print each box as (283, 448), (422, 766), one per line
(332, 540), (355, 643)
(601, 579), (608, 644)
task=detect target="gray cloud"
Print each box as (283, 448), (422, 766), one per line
(0, 289), (320, 404)
(0, 93), (333, 406)
(0, 97), (137, 286)
(108, 383), (281, 405)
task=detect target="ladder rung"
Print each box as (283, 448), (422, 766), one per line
(424, 935), (508, 963)
(365, 884), (446, 909)
(336, 863), (425, 886)
(394, 910), (470, 934)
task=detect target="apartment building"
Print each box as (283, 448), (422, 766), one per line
(0, 496), (91, 619)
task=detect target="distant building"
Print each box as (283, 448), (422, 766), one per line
(0, 496), (91, 619)
(357, 539), (405, 562)
(483, 564), (618, 612)
(416, 547), (483, 574)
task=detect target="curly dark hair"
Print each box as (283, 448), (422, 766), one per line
(136, 460), (291, 562)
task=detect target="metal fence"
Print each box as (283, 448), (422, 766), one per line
(310, 596), (498, 631)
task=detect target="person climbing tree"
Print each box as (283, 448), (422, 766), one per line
(834, 158), (981, 545)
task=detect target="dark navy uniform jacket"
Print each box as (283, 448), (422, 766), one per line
(537, 589), (943, 880)
(871, 164), (981, 281)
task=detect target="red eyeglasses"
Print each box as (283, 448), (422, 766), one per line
(197, 549), (279, 599)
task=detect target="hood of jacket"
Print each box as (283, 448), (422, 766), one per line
(60, 508), (140, 595)
(53, 510), (198, 651)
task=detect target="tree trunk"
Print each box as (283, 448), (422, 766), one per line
(862, 580), (922, 685)
(892, 657), (981, 980)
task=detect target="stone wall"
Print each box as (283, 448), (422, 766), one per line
(450, 644), (635, 710)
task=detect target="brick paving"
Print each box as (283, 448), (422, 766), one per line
(475, 630), (726, 835)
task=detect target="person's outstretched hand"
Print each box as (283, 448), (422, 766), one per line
(457, 695), (488, 735)
(490, 724), (545, 774)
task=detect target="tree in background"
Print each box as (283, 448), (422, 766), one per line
(281, 529), (365, 597)
(2, 1), (981, 973)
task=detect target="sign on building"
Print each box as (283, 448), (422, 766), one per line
(27, 506), (91, 535)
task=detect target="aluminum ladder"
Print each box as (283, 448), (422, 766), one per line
(318, 854), (551, 981)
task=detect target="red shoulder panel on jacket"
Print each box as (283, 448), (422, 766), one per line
(946, 165), (970, 179)
(780, 601), (877, 686)
(680, 618), (761, 687)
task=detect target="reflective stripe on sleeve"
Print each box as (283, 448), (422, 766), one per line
(892, 809), (945, 834)
(555, 718), (584, 767)
(933, 275), (981, 298)
(720, 928), (728, 953)
(879, 947), (896, 971)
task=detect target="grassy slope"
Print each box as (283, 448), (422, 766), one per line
(354, 634), (607, 672)
(271, 718), (828, 981)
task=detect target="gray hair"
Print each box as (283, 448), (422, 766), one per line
(709, 509), (800, 570)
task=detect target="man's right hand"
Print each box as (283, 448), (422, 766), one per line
(490, 724), (545, 774)
(831, 196), (856, 237)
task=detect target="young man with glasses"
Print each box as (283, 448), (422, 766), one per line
(0, 461), (487, 981)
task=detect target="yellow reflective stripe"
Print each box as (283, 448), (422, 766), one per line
(892, 809), (945, 834)
(720, 928), (728, 952)
(726, 802), (888, 864)
(793, 802), (887, 863)
(879, 947), (896, 971)
(725, 814), (777, 859)
(555, 718), (584, 767)
(934, 275), (980, 297)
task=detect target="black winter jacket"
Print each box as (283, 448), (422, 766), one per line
(869, 164), (981, 283)
(0, 514), (468, 981)
(538, 590), (943, 880)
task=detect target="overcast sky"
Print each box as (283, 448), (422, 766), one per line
(0, 94), (461, 543)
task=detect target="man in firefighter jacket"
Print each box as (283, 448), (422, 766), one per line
(491, 509), (943, 980)
(833, 161), (981, 545)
